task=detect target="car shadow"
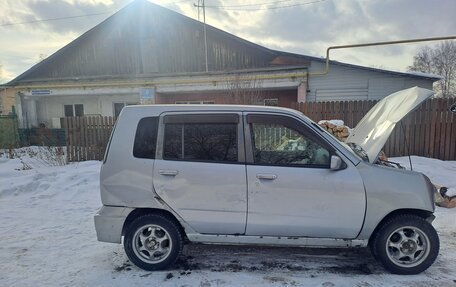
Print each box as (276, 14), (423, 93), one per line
(170, 243), (384, 275)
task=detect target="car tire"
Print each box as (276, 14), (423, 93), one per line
(368, 238), (378, 260)
(372, 214), (439, 275)
(124, 214), (183, 271)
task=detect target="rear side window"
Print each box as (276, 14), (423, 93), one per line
(163, 123), (238, 162)
(133, 117), (159, 159)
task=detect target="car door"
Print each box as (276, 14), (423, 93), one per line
(153, 112), (247, 235)
(244, 113), (366, 239)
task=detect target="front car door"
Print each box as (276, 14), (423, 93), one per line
(153, 112), (247, 235)
(245, 113), (366, 239)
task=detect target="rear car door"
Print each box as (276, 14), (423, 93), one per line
(244, 113), (366, 239)
(152, 112), (247, 235)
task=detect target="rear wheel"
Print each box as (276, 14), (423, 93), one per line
(372, 214), (439, 274)
(124, 214), (183, 271)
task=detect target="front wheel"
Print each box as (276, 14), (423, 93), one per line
(124, 214), (183, 271)
(372, 214), (439, 275)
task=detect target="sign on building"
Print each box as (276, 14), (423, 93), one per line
(140, 88), (156, 104)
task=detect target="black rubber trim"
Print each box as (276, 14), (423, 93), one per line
(164, 113), (239, 124)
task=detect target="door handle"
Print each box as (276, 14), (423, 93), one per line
(256, 173), (277, 180)
(159, 169), (179, 176)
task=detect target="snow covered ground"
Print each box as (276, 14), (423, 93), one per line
(0, 151), (455, 287)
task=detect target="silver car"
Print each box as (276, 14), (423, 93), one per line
(95, 87), (439, 275)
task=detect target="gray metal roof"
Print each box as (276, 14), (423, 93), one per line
(8, 0), (291, 85)
(273, 51), (442, 81)
(5, 0), (440, 86)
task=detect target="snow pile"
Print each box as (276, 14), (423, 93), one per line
(392, 156), (456, 197)
(0, 146), (66, 169)
(393, 156), (456, 209)
(444, 188), (456, 198)
(1, 153), (456, 286)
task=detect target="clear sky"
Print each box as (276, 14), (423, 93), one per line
(1, 0), (455, 84)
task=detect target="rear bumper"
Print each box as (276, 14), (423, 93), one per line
(94, 206), (133, 243)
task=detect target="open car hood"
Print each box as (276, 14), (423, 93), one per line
(346, 87), (434, 163)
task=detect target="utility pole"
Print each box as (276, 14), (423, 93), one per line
(203, 0), (208, 72)
(194, 0), (208, 72)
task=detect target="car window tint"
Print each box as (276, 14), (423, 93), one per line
(164, 123), (237, 162)
(133, 117), (159, 159)
(251, 123), (330, 167)
(163, 124), (183, 159)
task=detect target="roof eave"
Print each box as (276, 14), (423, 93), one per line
(271, 49), (442, 81)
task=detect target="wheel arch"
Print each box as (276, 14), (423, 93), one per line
(122, 208), (188, 241)
(368, 208), (434, 243)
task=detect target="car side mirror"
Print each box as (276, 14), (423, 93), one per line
(450, 103), (456, 113)
(330, 155), (344, 170)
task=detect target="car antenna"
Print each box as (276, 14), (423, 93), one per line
(400, 121), (413, 171)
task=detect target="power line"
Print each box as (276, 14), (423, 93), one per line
(204, 0), (302, 8)
(0, 0), (321, 28)
(204, 0), (327, 11)
(0, 11), (112, 27)
(0, 0), (193, 27)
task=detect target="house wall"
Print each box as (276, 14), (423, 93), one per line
(307, 61), (434, 102)
(33, 94), (139, 128)
(155, 89), (297, 107)
(0, 88), (17, 115)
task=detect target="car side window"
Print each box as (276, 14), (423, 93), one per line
(163, 123), (238, 162)
(250, 120), (330, 167)
(133, 117), (159, 159)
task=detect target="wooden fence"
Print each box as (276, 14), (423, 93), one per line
(290, 97), (456, 160)
(64, 97), (455, 162)
(0, 115), (19, 148)
(63, 116), (115, 162)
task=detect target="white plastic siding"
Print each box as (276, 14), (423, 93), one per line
(35, 94), (139, 127)
(308, 61), (435, 102)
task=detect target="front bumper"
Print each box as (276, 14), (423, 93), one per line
(94, 206), (133, 243)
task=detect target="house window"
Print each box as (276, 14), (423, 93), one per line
(264, 98), (279, 106)
(64, 104), (84, 117)
(114, 102), (137, 118)
(175, 101), (215, 104)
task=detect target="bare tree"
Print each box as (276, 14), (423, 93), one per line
(408, 41), (456, 97)
(225, 74), (268, 105)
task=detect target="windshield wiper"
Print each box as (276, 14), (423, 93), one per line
(347, 143), (369, 162)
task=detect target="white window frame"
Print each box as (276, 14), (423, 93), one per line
(63, 104), (84, 117)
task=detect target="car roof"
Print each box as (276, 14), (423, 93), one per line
(122, 104), (304, 117)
